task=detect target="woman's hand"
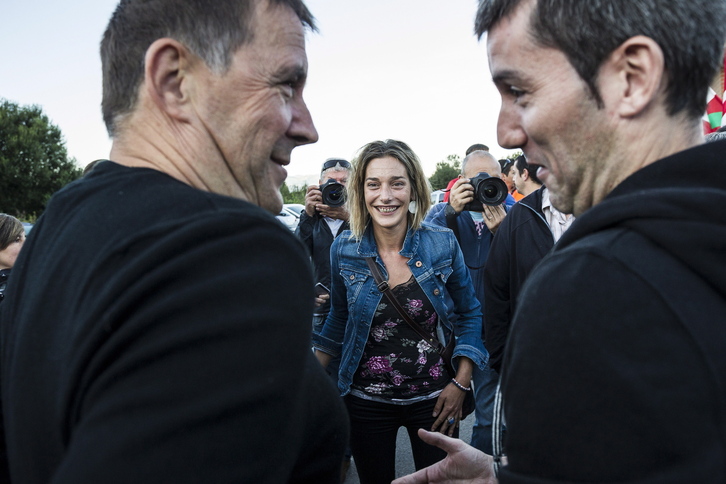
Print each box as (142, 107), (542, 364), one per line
(431, 382), (467, 436)
(432, 357), (473, 435)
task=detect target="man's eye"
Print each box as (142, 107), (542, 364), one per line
(280, 84), (294, 96)
(509, 87), (525, 100)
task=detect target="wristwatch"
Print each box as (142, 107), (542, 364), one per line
(444, 202), (458, 218)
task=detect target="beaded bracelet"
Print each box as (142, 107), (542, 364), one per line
(451, 378), (471, 392)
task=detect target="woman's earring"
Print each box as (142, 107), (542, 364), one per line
(408, 200), (417, 214)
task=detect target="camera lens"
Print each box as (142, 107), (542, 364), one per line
(483, 185), (498, 199)
(328, 188), (342, 202)
(466, 172), (508, 208)
(321, 179), (346, 207)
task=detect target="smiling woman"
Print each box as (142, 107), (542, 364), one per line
(312, 139), (488, 484)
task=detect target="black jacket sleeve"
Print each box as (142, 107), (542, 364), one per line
(294, 210), (316, 255)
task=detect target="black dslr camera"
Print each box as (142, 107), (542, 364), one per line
(462, 172), (508, 211)
(320, 179), (346, 207)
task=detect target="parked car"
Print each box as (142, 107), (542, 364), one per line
(283, 203), (305, 217)
(430, 190), (446, 204)
(276, 208), (299, 231)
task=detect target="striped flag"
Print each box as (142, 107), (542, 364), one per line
(703, 52), (726, 134)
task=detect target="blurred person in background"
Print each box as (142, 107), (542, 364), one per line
(294, 157), (353, 480)
(498, 158), (523, 201)
(296, 157), (351, 335)
(424, 150), (514, 454)
(509, 155), (541, 198)
(0, 214), (25, 303)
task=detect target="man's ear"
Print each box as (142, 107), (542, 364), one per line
(599, 35), (665, 118)
(142, 38), (195, 123)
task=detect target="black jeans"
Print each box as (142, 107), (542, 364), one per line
(345, 394), (457, 484)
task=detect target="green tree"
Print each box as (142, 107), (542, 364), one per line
(428, 154), (461, 190)
(504, 150), (523, 161)
(281, 182), (307, 204)
(0, 99), (82, 218)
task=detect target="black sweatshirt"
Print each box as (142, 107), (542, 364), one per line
(500, 141), (726, 483)
(0, 161), (348, 483)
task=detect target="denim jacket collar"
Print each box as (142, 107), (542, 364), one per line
(356, 224), (420, 259)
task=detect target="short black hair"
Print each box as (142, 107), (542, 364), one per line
(514, 154), (541, 185)
(475, 0), (726, 120)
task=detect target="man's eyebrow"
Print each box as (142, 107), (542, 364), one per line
(275, 64), (307, 83)
(492, 69), (524, 85)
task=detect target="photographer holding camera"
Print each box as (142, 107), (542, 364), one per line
(296, 157), (352, 480)
(425, 150), (515, 455)
(297, 158), (351, 328)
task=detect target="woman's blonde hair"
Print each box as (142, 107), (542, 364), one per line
(348, 139), (431, 239)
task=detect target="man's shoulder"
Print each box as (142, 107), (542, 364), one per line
(70, 162), (276, 226)
(498, 193), (545, 233)
(531, 226), (662, 299)
(36, 163), (295, 271)
(424, 202), (446, 224)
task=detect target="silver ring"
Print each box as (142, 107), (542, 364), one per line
(447, 417), (455, 425)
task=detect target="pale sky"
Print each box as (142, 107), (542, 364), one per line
(1, 1), (516, 187)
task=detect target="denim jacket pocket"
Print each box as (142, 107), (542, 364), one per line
(432, 262), (453, 284)
(340, 267), (370, 305)
(429, 263), (453, 312)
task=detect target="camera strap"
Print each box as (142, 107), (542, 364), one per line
(444, 203), (462, 241)
(364, 257), (448, 355)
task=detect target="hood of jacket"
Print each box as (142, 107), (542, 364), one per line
(556, 140), (726, 299)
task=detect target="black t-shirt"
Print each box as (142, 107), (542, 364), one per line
(0, 161), (348, 483)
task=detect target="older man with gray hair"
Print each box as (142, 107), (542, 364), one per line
(425, 150), (515, 456)
(0, 1), (348, 482)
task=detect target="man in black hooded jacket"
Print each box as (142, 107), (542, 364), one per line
(393, 0), (726, 482)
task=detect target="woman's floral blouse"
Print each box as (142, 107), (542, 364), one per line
(351, 275), (448, 401)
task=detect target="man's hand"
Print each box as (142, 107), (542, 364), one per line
(304, 185), (350, 221)
(392, 429), (498, 484)
(448, 177), (474, 214)
(482, 204), (507, 234)
(303, 184), (322, 217)
(317, 204), (349, 221)
(314, 293), (329, 308)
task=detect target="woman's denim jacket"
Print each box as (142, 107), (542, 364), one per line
(312, 223), (488, 396)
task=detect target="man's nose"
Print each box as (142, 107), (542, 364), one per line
(290, 96), (319, 146)
(497, 103), (526, 150)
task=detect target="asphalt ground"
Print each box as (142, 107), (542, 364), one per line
(342, 411), (475, 483)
